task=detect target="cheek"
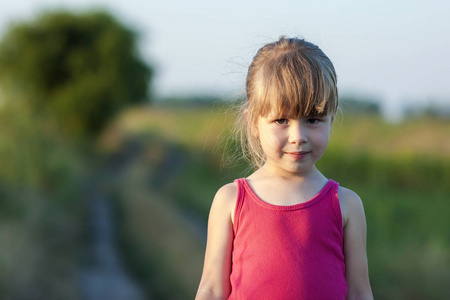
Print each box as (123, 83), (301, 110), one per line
(309, 126), (330, 144)
(260, 131), (285, 152)
(316, 130), (331, 148)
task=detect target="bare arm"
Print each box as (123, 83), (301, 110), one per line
(195, 183), (237, 300)
(339, 187), (373, 300)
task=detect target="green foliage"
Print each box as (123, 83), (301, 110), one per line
(340, 96), (381, 115)
(405, 103), (450, 120)
(158, 94), (226, 108)
(0, 103), (85, 299)
(0, 104), (83, 199)
(0, 10), (152, 138)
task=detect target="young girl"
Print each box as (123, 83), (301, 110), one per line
(196, 37), (373, 300)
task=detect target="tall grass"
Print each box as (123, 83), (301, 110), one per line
(0, 104), (86, 299)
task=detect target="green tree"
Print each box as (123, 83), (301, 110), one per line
(0, 10), (152, 138)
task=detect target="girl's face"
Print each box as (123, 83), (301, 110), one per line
(254, 110), (332, 176)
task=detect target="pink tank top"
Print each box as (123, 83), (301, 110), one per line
(228, 178), (347, 300)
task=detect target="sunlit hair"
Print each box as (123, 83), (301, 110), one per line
(236, 36), (338, 169)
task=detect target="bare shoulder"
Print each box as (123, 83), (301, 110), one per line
(210, 182), (239, 223)
(338, 186), (362, 206)
(213, 182), (238, 207)
(337, 186), (366, 228)
(215, 182), (238, 200)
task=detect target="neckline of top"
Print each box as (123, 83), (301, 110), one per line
(241, 178), (335, 211)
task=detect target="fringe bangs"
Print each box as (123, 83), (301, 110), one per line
(253, 50), (338, 120)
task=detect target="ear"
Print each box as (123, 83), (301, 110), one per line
(245, 109), (259, 138)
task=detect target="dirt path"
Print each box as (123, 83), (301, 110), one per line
(77, 137), (207, 299)
(78, 185), (147, 300)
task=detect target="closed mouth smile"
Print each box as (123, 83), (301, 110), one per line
(285, 151), (310, 159)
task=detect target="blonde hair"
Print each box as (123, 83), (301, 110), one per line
(236, 36), (338, 169)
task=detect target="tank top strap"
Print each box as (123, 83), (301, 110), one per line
(233, 178), (247, 232)
(328, 180), (344, 239)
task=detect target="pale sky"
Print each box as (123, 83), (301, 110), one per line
(1, 0), (450, 119)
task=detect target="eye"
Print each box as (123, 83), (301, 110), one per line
(306, 118), (320, 124)
(275, 118), (289, 125)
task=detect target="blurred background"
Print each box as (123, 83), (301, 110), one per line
(0, 1), (449, 299)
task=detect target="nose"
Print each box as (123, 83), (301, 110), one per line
(288, 122), (307, 144)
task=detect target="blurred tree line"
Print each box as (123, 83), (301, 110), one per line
(0, 10), (152, 139)
(339, 96), (381, 115)
(0, 9), (152, 299)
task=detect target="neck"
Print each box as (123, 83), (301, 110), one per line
(256, 164), (326, 183)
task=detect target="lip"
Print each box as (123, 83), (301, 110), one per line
(285, 151), (310, 160)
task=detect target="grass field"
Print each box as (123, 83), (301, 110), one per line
(0, 105), (86, 299)
(103, 103), (450, 299)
